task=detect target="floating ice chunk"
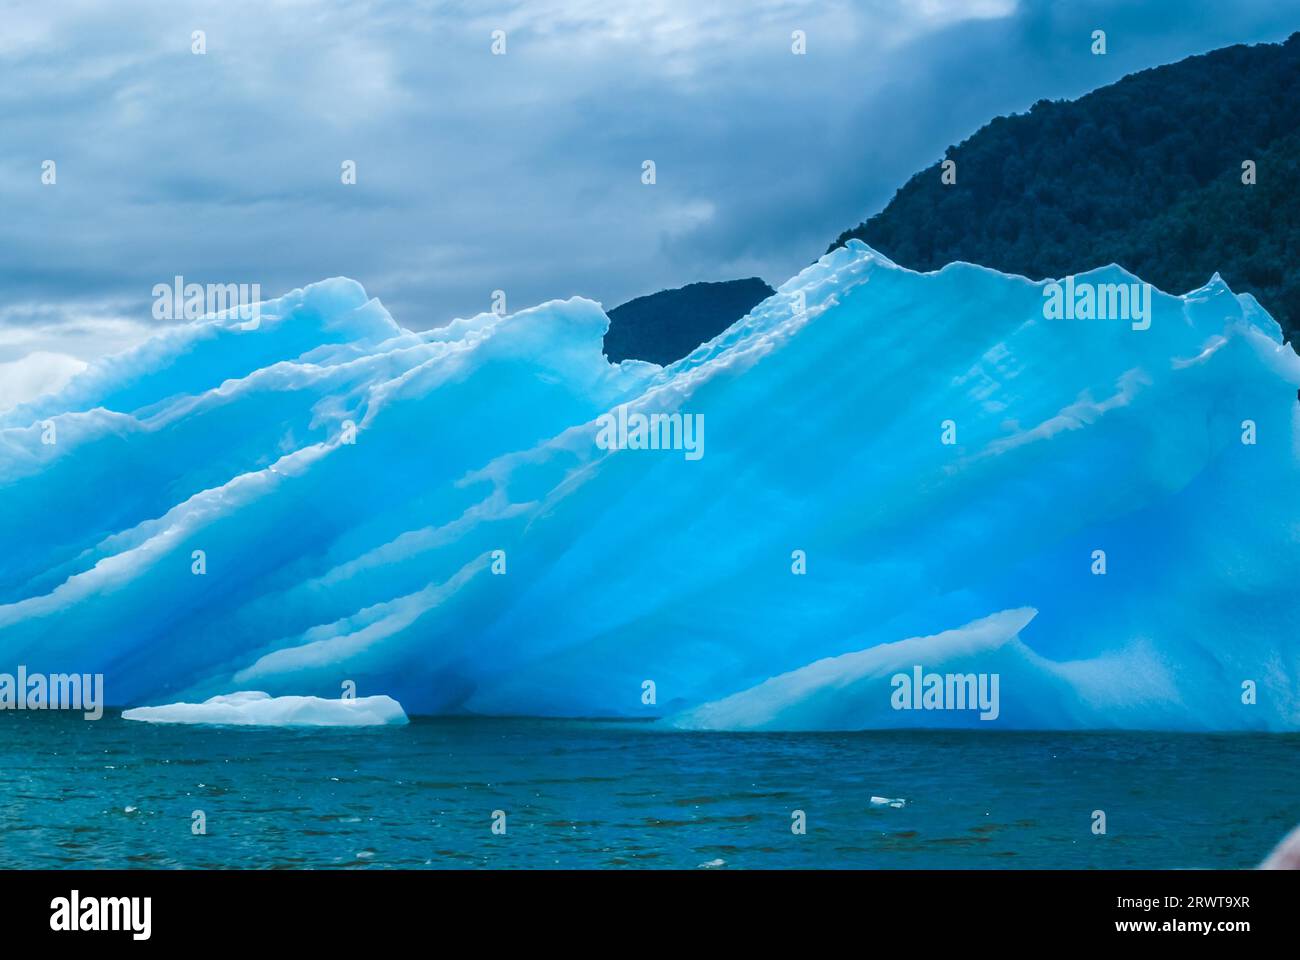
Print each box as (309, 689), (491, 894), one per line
(121, 691), (408, 727)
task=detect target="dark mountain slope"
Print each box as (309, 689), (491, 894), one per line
(828, 32), (1300, 342)
(603, 278), (775, 366)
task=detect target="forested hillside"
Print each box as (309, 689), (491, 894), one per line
(829, 33), (1300, 342)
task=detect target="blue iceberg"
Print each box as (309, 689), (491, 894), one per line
(2, 242), (1298, 730)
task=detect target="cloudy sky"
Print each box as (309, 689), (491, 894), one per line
(3, 0), (1300, 391)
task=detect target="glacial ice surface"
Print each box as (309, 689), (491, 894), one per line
(671, 609), (1039, 730)
(121, 691), (408, 726)
(3, 241), (1299, 730)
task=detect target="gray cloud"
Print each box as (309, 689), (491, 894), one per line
(2, 0), (1299, 363)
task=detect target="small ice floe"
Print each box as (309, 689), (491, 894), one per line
(870, 796), (906, 809)
(697, 859), (726, 869)
(123, 806), (138, 814)
(121, 691), (408, 727)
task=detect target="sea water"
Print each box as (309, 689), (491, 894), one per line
(1, 713), (1295, 869)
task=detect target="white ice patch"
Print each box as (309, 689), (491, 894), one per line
(669, 609), (1044, 731)
(121, 691), (408, 727)
(0, 351), (87, 412)
(870, 797), (906, 808)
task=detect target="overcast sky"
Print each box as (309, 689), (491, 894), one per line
(3, 0), (1300, 388)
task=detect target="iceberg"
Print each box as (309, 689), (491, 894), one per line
(121, 691), (408, 727)
(2, 241), (1299, 730)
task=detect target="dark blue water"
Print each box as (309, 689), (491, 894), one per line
(1, 712), (1296, 868)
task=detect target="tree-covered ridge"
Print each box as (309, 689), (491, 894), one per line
(828, 32), (1300, 342)
(604, 278), (776, 366)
